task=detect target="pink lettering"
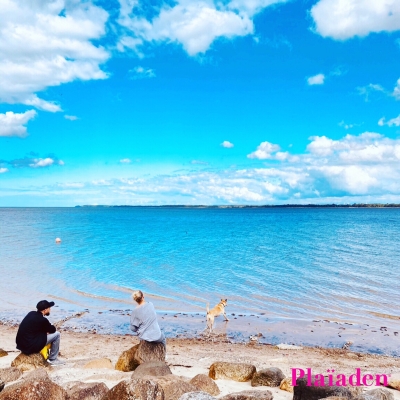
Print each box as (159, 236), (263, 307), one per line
(291, 369), (305, 386)
(336, 374), (346, 386)
(375, 374), (388, 386)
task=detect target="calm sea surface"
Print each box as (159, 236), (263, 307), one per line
(0, 207), (399, 336)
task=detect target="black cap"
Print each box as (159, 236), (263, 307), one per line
(36, 300), (55, 311)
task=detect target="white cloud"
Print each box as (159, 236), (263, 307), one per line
(307, 73), (325, 85)
(357, 84), (385, 102)
(311, 0), (400, 40)
(117, 0), (286, 56)
(4, 154), (64, 168)
(0, 168), (8, 174)
(221, 140), (234, 148)
(120, 158), (132, 163)
(247, 141), (281, 159)
(65, 115), (79, 121)
(0, 0), (110, 111)
(129, 66), (156, 79)
(393, 79), (400, 100)
(0, 110), (37, 137)
(378, 115), (400, 127)
(8, 133), (400, 204)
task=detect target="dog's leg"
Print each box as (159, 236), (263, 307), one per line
(223, 312), (229, 321)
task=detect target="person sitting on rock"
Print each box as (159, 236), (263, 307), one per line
(130, 290), (166, 348)
(16, 300), (65, 365)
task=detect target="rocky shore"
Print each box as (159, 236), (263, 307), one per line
(1, 325), (400, 400)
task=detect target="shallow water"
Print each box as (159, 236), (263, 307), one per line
(0, 207), (399, 353)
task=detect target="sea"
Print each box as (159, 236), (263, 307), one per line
(0, 207), (399, 355)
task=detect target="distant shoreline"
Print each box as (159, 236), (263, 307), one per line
(75, 203), (400, 208)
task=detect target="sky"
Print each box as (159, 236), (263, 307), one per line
(1, 0), (400, 206)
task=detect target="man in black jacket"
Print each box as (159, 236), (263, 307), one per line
(16, 300), (65, 365)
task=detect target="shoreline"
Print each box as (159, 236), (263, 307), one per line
(1, 308), (399, 357)
(1, 325), (400, 399)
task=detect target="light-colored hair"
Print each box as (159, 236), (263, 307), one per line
(132, 290), (144, 304)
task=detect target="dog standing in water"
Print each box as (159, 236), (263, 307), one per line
(205, 299), (229, 333)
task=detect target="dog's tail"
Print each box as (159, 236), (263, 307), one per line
(206, 302), (209, 314)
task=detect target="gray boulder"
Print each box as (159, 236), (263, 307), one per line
(132, 361), (172, 378)
(220, 390), (273, 400)
(0, 378), (67, 400)
(353, 388), (394, 400)
(293, 375), (352, 400)
(251, 367), (285, 387)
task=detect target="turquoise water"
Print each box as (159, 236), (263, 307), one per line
(0, 207), (399, 330)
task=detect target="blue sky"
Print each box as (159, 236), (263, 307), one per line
(1, 0), (400, 206)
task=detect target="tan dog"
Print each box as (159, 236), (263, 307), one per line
(205, 299), (229, 333)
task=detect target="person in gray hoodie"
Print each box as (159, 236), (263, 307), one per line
(130, 290), (166, 347)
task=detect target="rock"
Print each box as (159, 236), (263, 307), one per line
(387, 373), (400, 391)
(0, 350), (7, 358)
(189, 374), (220, 396)
(320, 397), (349, 400)
(0, 378), (67, 400)
(116, 341), (166, 372)
(134, 341), (166, 365)
(178, 392), (216, 400)
(132, 361), (172, 378)
(209, 362), (256, 382)
(101, 378), (164, 400)
(23, 368), (49, 382)
(275, 344), (303, 350)
(251, 367), (285, 387)
(220, 390), (273, 400)
(115, 344), (140, 372)
(353, 388), (394, 400)
(148, 376), (197, 400)
(0, 368), (22, 384)
(293, 375), (352, 400)
(83, 358), (113, 369)
(66, 382), (109, 400)
(10, 353), (47, 372)
(0, 380), (4, 394)
(279, 377), (293, 393)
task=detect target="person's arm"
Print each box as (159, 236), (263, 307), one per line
(130, 312), (139, 335)
(43, 318), (56, 334)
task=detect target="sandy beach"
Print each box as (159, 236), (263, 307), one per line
(1, 323), (400, 399)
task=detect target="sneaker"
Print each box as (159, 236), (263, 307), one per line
(47, 358), (66, 366)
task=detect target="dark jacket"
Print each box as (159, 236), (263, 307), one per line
(16, 311), (56, 354)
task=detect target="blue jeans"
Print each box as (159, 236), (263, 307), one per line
(46, 331), (60, 361)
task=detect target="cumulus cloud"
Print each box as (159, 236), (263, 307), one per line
(0, 0), (109, 111)
(311, 0), (400, 40)
(221, 140), (234, 148)
(247, 141), (291, 161)
(8, 133), (400, 204)
(129, 66), (156, 79)
(0, 168), (8, 174)
(378, 115), (400, 127)
(307, 73), (325, 85)
(0, 110), (37, 137)
(117, 0), (286, 56)
(120, 158), (132, 163)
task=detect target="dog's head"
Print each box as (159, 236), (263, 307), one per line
(220, 299), (228, 307)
